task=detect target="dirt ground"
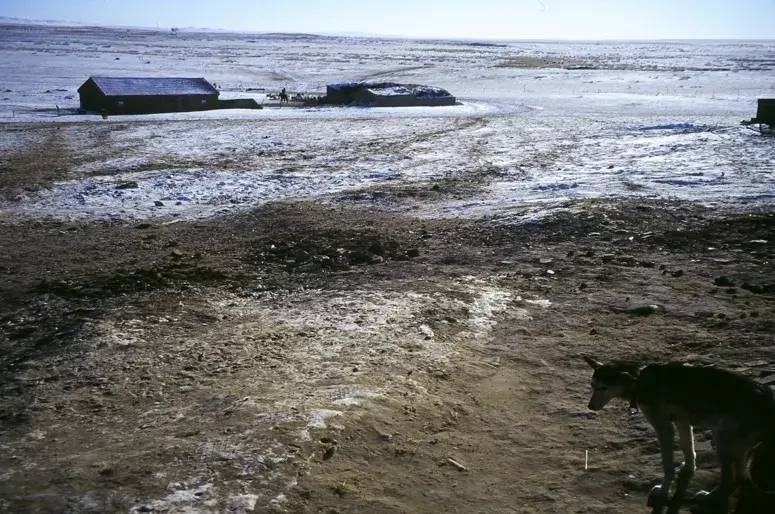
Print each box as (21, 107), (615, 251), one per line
(2, 138), (775, 513)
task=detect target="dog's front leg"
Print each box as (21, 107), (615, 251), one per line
(666, 421), (696, 514)
(647, 419), (676, 511)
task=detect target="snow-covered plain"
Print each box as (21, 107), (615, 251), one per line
(1, 24), (774, 222)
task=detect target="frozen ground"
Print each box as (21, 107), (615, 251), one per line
(2, 23), (775, 514)
(1, 24), (774, 223)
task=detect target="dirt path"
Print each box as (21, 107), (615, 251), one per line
(2, 198), (774, 512)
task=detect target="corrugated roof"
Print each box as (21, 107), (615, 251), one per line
(85, 77), (218, 97)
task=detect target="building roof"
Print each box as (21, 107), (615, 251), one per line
(329, 81), (453, 99)
(81, 77), (218, 97)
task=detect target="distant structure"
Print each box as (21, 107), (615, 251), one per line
(325, 82), (456, 107)
(77, 77), (220, 115)
(742, 98), (775, 134)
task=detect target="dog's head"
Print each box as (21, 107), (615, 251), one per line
(584, 356), (639, 411)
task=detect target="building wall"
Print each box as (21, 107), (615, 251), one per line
(352, 89), (456, 107)
(79, 91), (219, 114)
(326, 85), (355, 104)
(758, 99), (775, 123)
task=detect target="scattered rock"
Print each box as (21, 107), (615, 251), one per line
(294, 250), (311, 263)
(715, 276), (735, 287)
(154, 200), (165, 207)
(116, 181), (139, 190)
(323, 444), (336, 461)
(170, 249), (183, 259)
(539, 257), (553, 265)
(228, 495), (259, 512)
(406, 248), (420, 258)
(611, 304), (664, 316)
(369, 241), (387, 256)
(671, 270), (684, 278)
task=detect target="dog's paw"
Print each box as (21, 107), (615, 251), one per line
(647, 485), (669, 508)
(689, 490), (728, 514)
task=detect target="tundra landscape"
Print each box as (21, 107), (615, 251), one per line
(1, 22), (774, 513)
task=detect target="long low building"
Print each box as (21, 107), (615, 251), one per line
(78, 77), (220, 114)
(325, 82), (457, 107)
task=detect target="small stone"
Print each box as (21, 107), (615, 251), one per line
(116, 181), (139, 190)
(228, 494), (259, 512)
(589, 328), (598, 335)
(170, 249), (183, 259)
(671, 270), (684, 278)
(406, 248), (420, 258)
(539, 257), (553, 265)
(369, 241), (387, 256)
(715, 276), (735, 287)
(154, 200), (164, 207)
(741, 283), (764, 294)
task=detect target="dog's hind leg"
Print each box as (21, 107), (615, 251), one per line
(666, 421), (696, 514)
(695, 430), (739, 513)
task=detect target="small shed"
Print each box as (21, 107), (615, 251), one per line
(78, 77), (220, 115)
(755, 99), (775, 125)
(325, 82), (456, 107)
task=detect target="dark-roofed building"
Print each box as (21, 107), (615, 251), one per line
(78, 77), (220, 115)
(325, 82), (456, 107)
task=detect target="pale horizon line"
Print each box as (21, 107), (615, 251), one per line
(1, 15), (774, 43)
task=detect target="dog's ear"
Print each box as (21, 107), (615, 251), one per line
(584, 356), (603, 370)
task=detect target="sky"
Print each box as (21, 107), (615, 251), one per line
(1, 0), (775, 40)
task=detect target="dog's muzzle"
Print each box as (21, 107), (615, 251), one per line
(587, 401), (601, 411)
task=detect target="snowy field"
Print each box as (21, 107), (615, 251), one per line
(1, 23), (774, 222)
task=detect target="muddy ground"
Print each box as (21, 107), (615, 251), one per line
(2, 187), (775, 513)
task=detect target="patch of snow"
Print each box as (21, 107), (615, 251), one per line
(306, 409), (342, 429)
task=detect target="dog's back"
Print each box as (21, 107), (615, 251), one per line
(636, 363), (775, 431)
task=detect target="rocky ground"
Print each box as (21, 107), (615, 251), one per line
(1, 186), (775, 513)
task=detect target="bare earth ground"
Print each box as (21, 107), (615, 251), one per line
(2, 128), (775, 513)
